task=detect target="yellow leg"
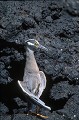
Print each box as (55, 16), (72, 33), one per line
(29, 111), (48, 119)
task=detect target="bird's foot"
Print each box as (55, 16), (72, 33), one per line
(26, 111), (48, 119)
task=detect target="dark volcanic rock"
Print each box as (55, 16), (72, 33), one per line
(0, 39), (26, 84)
(50, 81), (73, 100)
(0, 115), (11, 120)
(57, 94), (79, 120)
(0, 103), (9, 114)
(0, 0), (79, 120)
(21, 17), (36, 30)
(34, 12), (42, 24)
(63, 0), (79, 16)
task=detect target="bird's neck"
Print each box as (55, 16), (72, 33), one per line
(25, 47), (39, 73)
(26, 47), (34, 58)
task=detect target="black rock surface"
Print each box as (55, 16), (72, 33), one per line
(0, 0), (79, 120)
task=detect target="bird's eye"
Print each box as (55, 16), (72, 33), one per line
(34, 40), (39, 47)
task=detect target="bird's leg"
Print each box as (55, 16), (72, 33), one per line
(31, 105), (48, 119)
(36, 105), (40, 113)
(26, 105), (48, 119)
(26, 102), (33, 115)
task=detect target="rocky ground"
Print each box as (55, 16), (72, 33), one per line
(0, 0), (79, 120)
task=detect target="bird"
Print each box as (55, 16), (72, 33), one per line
(17, 39), (51, 118)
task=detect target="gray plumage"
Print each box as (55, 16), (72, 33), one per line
(18, 39), (51, 111)
(19, 47), (46, 98)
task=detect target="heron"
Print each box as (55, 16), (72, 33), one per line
(17, 39), (51, 118)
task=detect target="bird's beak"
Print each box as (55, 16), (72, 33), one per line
(38, 44), (48, 52)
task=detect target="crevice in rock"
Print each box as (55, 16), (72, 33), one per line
(55, 30), (74, 38)
(0, 39), (26, 81)
(0, 24), (4, 29)
(51, 98), (68, 111)
(52, 76), (69, 84)
(40, 74), (53, 109)
(68, 79), (79, 85)
(33, 16), (40, 25)
(21, 20), (35, 30)
(9, 60), (25, 81)
(0, 39), (25, 53)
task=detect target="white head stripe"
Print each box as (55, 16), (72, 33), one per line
(27, 42), (34, 46)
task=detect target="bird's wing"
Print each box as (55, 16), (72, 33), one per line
(18, 80), (31, 95)
(18, 80), (51, 111)
(40, 71), (46, 89)
(37, 71), (46, 98)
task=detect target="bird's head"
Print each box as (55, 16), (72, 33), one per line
(26, 39), (48, 52)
